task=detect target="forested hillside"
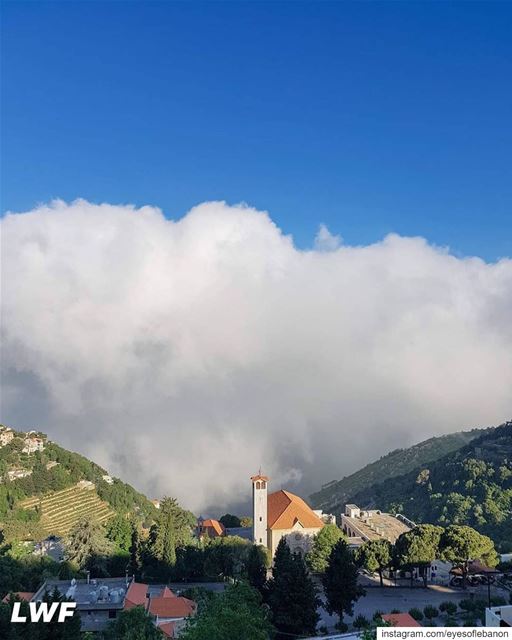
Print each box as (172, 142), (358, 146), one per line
(316, 422), (512, 552)
(0, 425), (157, 541)
(311, 427), (486, 513)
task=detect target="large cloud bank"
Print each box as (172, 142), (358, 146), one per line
(1, 199), (511, 512)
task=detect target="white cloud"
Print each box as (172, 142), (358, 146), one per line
(1, 199), (511, 512)
(314, 223), (342, 251)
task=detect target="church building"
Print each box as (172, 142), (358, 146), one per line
(251, 473), (325, 557)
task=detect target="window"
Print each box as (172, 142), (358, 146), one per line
(261, 481), (266, 489)
(256, 481), (261, 489)
(259, 538), (262, 543)
(108, 610), (117, 619)
(259, 516), (262, 521)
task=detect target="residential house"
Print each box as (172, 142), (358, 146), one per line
(30, 577), (196, 636)
(197, 517), (226, 539)
(0, 427), (14, 447)
(22, 434), (45, 454)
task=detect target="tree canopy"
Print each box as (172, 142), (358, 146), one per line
(306, 524), (344, 573)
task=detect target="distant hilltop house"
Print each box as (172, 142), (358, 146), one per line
(197, 518), (226, 539)
(102, 474), (114, 485)
(22, 433), (46, 454)
(28, 577), (196, 637)
(0, 426), (14, 447)
(340, 504), (413, 546)
(7, 468), (33, 482)
(251, 473), (333, 556)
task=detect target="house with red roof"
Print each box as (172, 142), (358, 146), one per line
(382, 613), (422, 627)
(196, 517), (226, 539)
(24, 577), (196, 636)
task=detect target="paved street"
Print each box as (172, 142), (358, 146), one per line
(316, 578), (508, 631)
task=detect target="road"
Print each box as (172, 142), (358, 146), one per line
(316, 579), (508, 631)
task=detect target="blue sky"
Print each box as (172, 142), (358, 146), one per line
(2, 1), (511, 261)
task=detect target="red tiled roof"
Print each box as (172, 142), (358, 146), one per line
(268, 490), (324, 530)
(201, 519), (225, 536)
(2, 592), (34, 603)
(382, 613), (421, 627)
(160, 586), (176, 598)
(159, 621), (176, 638)
(148, 596), (196, 618)
(124, 581), (148, 610)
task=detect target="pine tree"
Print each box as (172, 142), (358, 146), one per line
(66, 518), (114, 576)
(128, 523), (142, 579)
(323, 539), (365, 625)
(246, 544), (268, 593)
(267, 538), (320, 639)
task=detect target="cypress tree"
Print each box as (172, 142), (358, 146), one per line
(268, 538), (320, 639)
(323, 539), (365, 625)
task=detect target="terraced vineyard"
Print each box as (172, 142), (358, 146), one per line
(21, 484), (114, 536)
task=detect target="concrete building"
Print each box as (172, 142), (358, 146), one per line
(486, 605), (512, 627)
(251, 473), (326, 557)
(30, 577), (196, 636)
(22, 434), (45, 454)
(0, 426), (14, 447)
(341, 504), (412, 545)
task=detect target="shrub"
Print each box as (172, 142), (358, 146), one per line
(463, 618), (476, 627)
(391, 609), (401, 614)
(373, 610), (384, 621)
(440, 601), (457, 615)
(459, 599), (475, 612)
(445, 617), (458, 626)
(318, 625), (328, 635)
(353, 614), (370, 629)
(335, 621), (349, 633)
(490, 596), (507, 607)
(409, 608), (424, 621)
(423, 605), (439, 620)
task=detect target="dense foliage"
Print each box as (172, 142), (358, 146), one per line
(315, 422), (512, 551)
(267, 538), (320, 639)
(323, 539), (365, 625)
(311, 427), (486, 513)
(0, 427), (158, 543)
(181, 582), (274, 640)
(306, 523), (345, 573)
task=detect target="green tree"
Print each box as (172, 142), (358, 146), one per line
(150, 497), (193, 571)
(66, 518), (114, 576)
(106, 515), (132, 552)
(323, 539), (365, 626)
(267, 538), (320, 639)
(306, 524), (344, 573)
(356, 539), (392, 587)
(203, 536), (251, 579)
(240, 517), (253, 528)
(394, 524), (443, 588)
(127, 524), (142, 579)
(440, 524), (498, 588)
(103, 605), (163, 639)
(219, 514), (241, 528)
(181, 582), (273, 640)
(246, 544), (268, 593)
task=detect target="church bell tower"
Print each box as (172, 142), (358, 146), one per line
(251, 472), (269, 546)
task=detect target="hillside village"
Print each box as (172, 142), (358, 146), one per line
(0, 422), (511, 639)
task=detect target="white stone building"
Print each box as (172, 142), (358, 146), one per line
(251, 473), (326, 557)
